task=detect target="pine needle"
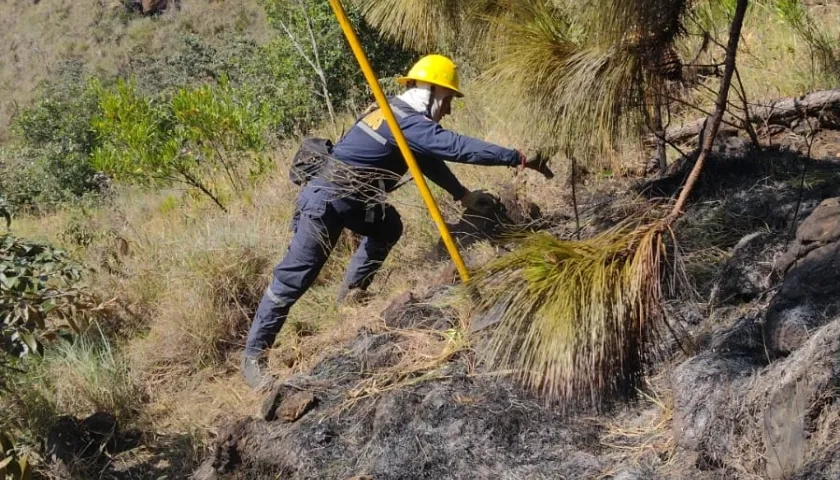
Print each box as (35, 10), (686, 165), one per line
(471, 220), (682, 410)
(353, 0), (460, 50)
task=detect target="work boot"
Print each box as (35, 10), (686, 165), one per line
(241, 355), (272, 391)
(336, 285), (373, 307)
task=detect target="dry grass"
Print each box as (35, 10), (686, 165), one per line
(46, 328), (141, 425)
(598, 377), (677, 477)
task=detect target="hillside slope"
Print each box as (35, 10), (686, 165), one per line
(0, 0), (270, 141)
(195, 139), (840, 480)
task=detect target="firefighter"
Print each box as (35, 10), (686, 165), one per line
(242, 54), (553, 389)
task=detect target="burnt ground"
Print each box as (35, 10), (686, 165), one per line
(189, 138), (840, 480)
(41, 132), (840, 479)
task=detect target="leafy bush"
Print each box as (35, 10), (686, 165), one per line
(4, 61), (105, 211)
(122, 33), (321, 136)
(0, 430), (33, 480)
(92, 78), (271, 210)
(1, 234), (95, 371)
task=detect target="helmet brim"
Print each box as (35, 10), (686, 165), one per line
(396, 76), (464, 98)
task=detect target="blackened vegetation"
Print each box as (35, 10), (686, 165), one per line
(199, 139), (840, 479)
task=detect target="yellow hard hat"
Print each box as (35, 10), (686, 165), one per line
(397, 54), (464, 97)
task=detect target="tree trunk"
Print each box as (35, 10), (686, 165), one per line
(276, 3), (338, 133)
(654, 93), (668, 176)
(666, 0), (750, 222)
(650, 87), (840, 146)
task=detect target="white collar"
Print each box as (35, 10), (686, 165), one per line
(396, 86), (432, 114)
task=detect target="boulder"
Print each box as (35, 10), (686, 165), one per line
(277, 391), (318, 423)
(775, 197), (840, 273)
(765, 238), (840, 357)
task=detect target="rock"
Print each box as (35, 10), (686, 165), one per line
(381, 291), (416, 327)
(764, 241), (840, 356)
(776, 197), (840, 273)
(765, 198), (840, 357)
(276, 391), (317, 423)
(261, 383), (289, 421)
(796, 197), (840, 244)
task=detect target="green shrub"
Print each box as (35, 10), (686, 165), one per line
(6, 61), (104, 210)
(0, 233), (98, 386)
(122, 33), (322, 136)
(92, 77), (271, 211)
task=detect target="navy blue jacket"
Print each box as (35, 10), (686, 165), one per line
(331, 98), (520, 200)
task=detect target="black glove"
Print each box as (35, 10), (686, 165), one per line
(460, 190), (496, 215)
(523, 149), (555, 179)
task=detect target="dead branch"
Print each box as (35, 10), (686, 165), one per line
(651, 87), (840, 146)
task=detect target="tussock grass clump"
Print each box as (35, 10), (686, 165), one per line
(47, 329), (140, 424)
(131, 245), (271, 378)
(472, 221), (681, 409)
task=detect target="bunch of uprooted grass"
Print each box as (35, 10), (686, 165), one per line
(470, 219), (680, 408)
(468, 0), (749, 409)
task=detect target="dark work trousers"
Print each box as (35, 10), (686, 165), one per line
(244, 180), (403, 357)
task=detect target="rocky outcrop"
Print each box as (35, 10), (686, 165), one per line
(672, 197), (840, 478)
(765, 197), (840, 357)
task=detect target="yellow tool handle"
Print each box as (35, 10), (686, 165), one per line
(327, 0), (471, 283)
